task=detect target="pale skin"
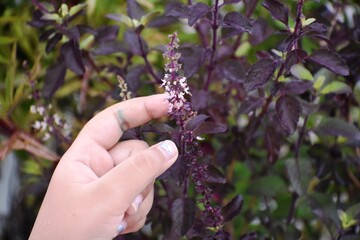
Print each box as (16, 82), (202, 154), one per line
(29, 94), (178, 240)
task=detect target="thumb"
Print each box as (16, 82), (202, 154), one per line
(95, 140), (178, 209)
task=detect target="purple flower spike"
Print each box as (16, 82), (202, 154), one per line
(161, 32), (195, 127)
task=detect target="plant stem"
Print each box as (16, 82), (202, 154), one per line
(286, 192), (299, 224)
(204, 0), (219, 90)
(137, 33), (162, 84)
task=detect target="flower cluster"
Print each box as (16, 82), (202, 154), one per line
(117, 75), (132, 100)
(30, 104), (70, 142)
(161, 32), (195, 127)
(162, 33), (224, 232)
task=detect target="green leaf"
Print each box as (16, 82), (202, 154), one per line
(69, 3), (87, 17)
(5, 43), (17, 106)
(140, 11), (160, 26)
(290, 64), (314, 81)
(286, 158), (311, 195)
(107, 13), (134, 28)
(313, 75), (326, 90)
(247, 175), (286, 197)
(346, 202), (360, 219)
(320, 81), (351, 95)
(0, 36), (16, 45)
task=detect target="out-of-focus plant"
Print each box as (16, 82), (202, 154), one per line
(1, 0), (360, 239)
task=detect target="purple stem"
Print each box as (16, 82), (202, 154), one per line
(203, 0), (219, 90)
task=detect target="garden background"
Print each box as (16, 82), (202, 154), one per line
(1, 0), (360, 239)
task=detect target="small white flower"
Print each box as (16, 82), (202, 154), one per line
(40, 121), (48, 132)
(54, 114), (61, 126)
(30, 105), (37, 114)
(37, 106), (46, 116)
(196, 136), (205, 141)
(32, 121), (41, 130)
(42, 132), (51, 141)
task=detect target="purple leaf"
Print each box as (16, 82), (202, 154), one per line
(249, 18), (274, 45)
(309, 49), (350, 76)
(42, 62), (66, 100)
(194, 122), (227, 135)
(142, 123), (174, 134)
(282, 80), (313, 95)
(185, 114), (209, 131)
(224, 0), (241, 4)
(125, 65), (146, 92)
(159, 155), (189, 184)
(179, 45), (208, 78)
(218, 59), (246, 82)
(315, 118), (360, 141)
(285, 49), (308, 73)
(39, 28), (56, 41)
(60, 40), (85, 75)
(239, 96), (266, 114)
(222, 12), (254, 34)
(147, 15), (178, 28)
(276, 95), (301, 135)
(222, 195), (244, 221)
(45, 33), (62, 53)
(124, 30), (148, 55)
(93, 41), (126, 55)
(206, 165), (227, 184)
(95, 25), (119, 43)
(60, 27), (80, 41)
(240, 232), (258, 240)
(127, 0), (145, 20)
(262, 0), (289, 25)
(188, 3), (210, 26)
(244, 59), (276, 91)
(171, 198), (196, 236)
(264, 126), (281, 163)
(165, 2), (190, 18)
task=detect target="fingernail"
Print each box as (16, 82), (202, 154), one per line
(130, 194), (143, 214)
(159, 140), (177, 158)
(117, 221), (127, 234)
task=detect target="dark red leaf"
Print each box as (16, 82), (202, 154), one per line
(264, 126), (281, 163)
(194, 122), (227, 135)
(171, 198), (196, 236)
(222, 12), (254, 34)
(262, 0), (289, 25)
(185, 114), (209, 131)
(244, 59), (276, 91)
(95, 25), (119, 43)
(188, 3), (210, 26)
(249, 18), (274, 45)
(222, 195), (244, 221)
(39, 28), (56, 41)
(206, 165), (226, 184)
(218, 59), (246, 82)
(309, 49), (350, 76)
(276, 95), (301, 135)
(127, 0), (145, 20)
(60, 40), (85, 75)
(45, 33), (62, 53)
(42, 62), (66, 100)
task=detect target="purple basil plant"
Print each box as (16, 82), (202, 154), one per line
(2, 0), (356, 239)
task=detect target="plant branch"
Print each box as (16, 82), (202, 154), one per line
(203, 0), (220, 90)
(137, 33), (162, 84)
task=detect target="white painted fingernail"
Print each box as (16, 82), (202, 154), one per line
(117, 221), (127, 234)
(131, 194), (143, 213)
(159, 140), (177, 158)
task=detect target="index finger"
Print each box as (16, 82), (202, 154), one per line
(75, 94), (168, 150)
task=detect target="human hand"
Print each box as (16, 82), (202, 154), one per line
(29, 94), (178, 240)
